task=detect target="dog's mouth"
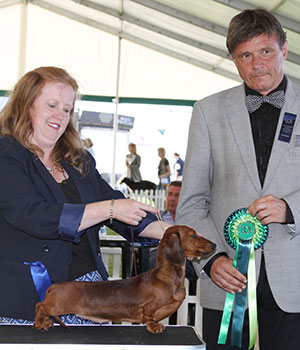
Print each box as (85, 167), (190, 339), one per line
(195, 244), (216, 258)
(195, 250), (213, 258)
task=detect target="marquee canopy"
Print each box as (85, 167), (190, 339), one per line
(1, 0), (299, 102)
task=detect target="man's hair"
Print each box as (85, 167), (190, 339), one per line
(169, 181), (182, 188)
(226, 8), (287, 54)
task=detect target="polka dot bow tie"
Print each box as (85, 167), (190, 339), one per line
(245, 90), (285, 113)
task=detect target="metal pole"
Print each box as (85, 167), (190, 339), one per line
(111, 0), (123, 188)
(18, 0), (28, 79)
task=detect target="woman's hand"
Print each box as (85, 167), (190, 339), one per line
(79, 199), (159, 231)
(113, 199), (159, 226)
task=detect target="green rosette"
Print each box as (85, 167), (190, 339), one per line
(218, 208), (268, 349)
(224, 207), (268, 250)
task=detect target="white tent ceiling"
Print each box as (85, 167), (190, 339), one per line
(0, 0), (299, 102)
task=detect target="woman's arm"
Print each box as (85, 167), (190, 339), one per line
(138, 220), (171, 240)
(78, 199), (159, 231)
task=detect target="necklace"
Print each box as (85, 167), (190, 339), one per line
(46, 165), (56, 172)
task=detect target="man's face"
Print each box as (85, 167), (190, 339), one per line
(166, 185), (181, 215)
(232, 33), (287, 95)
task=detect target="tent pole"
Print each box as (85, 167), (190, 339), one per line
(111, 0), (123, 188)
(18, 0), (28, 79)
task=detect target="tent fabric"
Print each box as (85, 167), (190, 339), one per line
(0, 0), (299, 101)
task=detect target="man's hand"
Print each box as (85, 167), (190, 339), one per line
(247, 194), (286, 225)
(210, 256), (247, 294)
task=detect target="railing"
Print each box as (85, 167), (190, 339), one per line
(123, 188), (166, 211)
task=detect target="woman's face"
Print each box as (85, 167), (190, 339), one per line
(158, 149), (164, 158)
(29, 82), (75, 152)
(128, 145), (135, 154)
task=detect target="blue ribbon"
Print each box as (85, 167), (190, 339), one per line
(24, 261), (52, 302)
(231, 239), (251, 348)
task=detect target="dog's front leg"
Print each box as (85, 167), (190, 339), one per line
(34, 302), (54, 331)
(145, 321), (165, 334)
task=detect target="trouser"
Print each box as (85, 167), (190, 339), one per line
(203, 255), (300, 350)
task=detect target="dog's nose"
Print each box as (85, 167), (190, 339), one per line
(207, 242), (216, 252)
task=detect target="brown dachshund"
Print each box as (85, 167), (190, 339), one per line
(34, 225), (216, 333)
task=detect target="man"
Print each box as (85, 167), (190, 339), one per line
(161, 181), (182, 224)
(174, 153), (185, 181)
(176, 8), (300, 350)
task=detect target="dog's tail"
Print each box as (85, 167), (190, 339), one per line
(53, 316), (69, 329)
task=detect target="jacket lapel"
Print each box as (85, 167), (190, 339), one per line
(263, 80), (300, 190)
(225, 86), (262, 194)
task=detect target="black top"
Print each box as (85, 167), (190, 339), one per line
(246, 76), (287, 186)
(59, 177), (97, 280)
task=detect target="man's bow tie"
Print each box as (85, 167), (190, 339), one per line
(245, 90), (285, 113)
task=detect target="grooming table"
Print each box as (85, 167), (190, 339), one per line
(0, 324), (205, 349)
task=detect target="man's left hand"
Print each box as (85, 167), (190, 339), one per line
(247, 194), (286, 225)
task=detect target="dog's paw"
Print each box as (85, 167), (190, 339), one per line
(33, 317), (53, 331)
(146, 322), (165, 333)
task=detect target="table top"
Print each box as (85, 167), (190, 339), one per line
(0, 324), (205, 349)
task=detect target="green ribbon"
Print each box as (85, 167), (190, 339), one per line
(231, 239), (251, 348)
(217, 247), (239, 345)
(218, 208), (267, 349)
(217, 239), (256, 348)
(248, 242), (257, 349)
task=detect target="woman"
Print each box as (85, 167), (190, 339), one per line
(125, 143), (142, 182)
(0, 67), (169, 324)
(157, 147), (171, 190)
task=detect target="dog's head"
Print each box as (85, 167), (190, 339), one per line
(162, 225), (216, 264)
(120, 177), (130, 185)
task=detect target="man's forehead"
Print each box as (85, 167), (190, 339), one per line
(168, 186), (181, 193)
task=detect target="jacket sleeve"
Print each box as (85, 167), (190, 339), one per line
(82, 158), (158, 244)
(175, 101), (229, 271)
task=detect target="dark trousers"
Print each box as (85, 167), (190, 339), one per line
(203, 256), (300, 350)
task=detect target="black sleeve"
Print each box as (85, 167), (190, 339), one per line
(203, 252), (228, 278)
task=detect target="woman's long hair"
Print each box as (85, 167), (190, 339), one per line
(0, 66), (89, 175)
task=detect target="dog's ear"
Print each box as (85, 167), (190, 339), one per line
(163, 232), (185, 266)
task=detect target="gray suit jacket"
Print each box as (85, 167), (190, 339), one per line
(176, 78), (300, 312)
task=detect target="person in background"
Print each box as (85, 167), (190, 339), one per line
(173, 153), (184, 181)
(176, 8), (300, 350)
(0, 66), (170, 325)
(82, 137), (95, 157)
(125, 143), (142, 182)
(161, 181), (182, 224)
(157, 147), (171, 190)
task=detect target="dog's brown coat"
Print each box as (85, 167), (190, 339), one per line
(34, 225), (216, 333)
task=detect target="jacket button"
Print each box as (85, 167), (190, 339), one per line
(43, 245), (49, 252)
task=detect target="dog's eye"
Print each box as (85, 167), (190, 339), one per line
(192, 233), (197, 239)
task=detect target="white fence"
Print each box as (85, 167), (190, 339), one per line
(123, 188), (166, 211)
